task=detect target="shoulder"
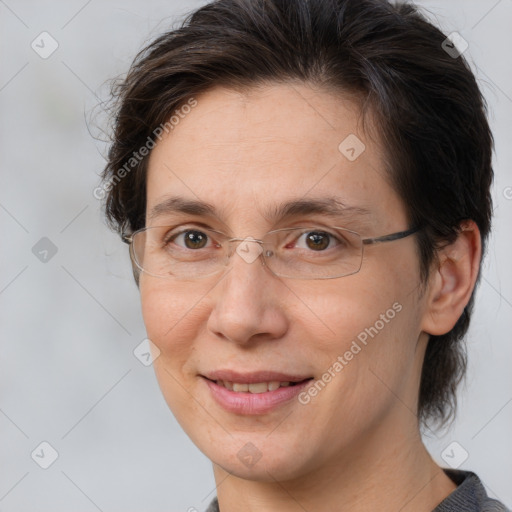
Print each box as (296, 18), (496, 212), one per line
(434, 469), (510, 512)
(203, 471), (509, 512)
(204, 496), (219, 512)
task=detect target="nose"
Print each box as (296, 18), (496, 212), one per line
(206, 239), (288, 345)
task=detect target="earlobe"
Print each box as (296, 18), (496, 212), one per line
(421, 221), (482, 336)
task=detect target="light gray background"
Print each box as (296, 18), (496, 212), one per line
(1, 1), (511, 510)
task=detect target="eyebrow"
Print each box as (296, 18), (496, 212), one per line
(147, 195), (372, 224)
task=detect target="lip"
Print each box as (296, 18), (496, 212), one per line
(202, 369), (312, 384)
(201, 372), (313, 415)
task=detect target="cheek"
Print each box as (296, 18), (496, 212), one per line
(297, 272), (403, 343)
(140, 278), (207, 364)
(140, 279), (214, 420)
(302, 266), (421, 392)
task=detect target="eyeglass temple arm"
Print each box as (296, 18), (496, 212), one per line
(362, 226), (421, 246)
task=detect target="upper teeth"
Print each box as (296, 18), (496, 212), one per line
(216, 380), (291, 393)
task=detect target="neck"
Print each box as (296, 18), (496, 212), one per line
(212, 411), (456, 512)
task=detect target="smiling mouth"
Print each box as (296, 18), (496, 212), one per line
(203, 377), (313, 393)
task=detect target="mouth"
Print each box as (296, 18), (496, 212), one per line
(204, 378), (310, 393)
(200, 371), (314, 414)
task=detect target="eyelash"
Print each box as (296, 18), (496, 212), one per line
(163, 224), (343, 251)
(164, 228), (218, 249)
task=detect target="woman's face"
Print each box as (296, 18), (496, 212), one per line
(141, 83), (430, 481)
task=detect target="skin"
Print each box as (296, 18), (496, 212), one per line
(140, 83), (481, 511)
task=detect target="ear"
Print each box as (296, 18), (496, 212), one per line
(421, 220), (482, 336)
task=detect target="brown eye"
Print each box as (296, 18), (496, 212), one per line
(165, 229), (211, 250)
(181, 230), (208, 249)
(304, 231), (330, 251)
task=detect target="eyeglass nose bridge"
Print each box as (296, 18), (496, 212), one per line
(225, 236), (273, 266)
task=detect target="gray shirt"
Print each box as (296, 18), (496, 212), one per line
(204, 470), (510, 511)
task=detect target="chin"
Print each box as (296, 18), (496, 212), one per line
(196, 432), (315, 482)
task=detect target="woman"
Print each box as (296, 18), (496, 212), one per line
(101, 0), (509, 510)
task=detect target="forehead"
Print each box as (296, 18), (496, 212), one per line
(145, 83), (406, 231)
